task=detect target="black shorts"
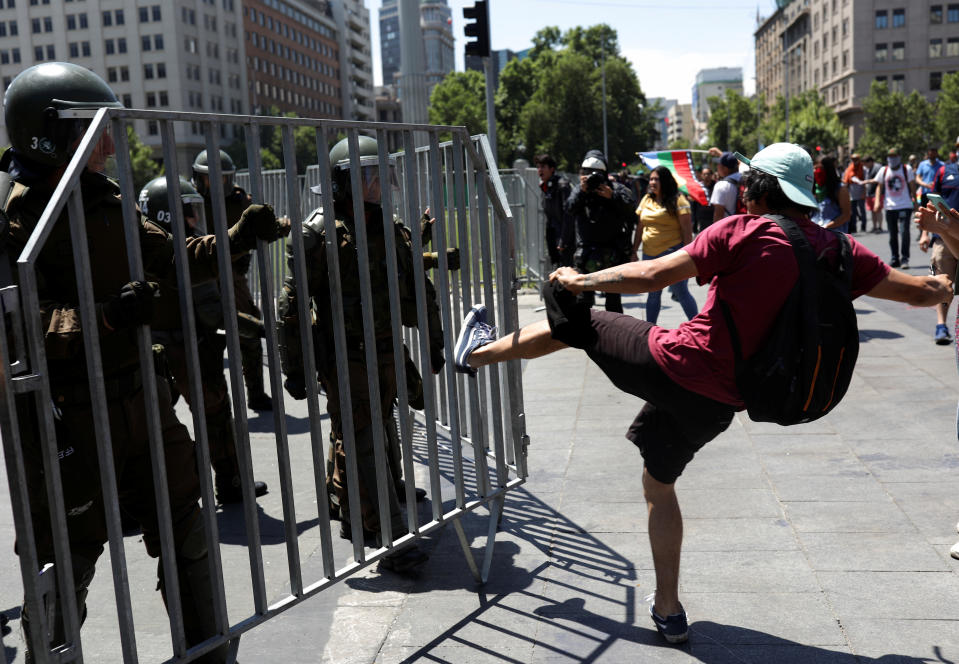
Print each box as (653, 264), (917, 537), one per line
(543, 282), (735, 484)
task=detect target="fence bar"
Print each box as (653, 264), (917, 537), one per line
(317, 125), (366, 564)
(203, 120), (269, 616)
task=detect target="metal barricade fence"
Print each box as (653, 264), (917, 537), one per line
(0, 109), (528, 663)
(498, 168), (547, 287)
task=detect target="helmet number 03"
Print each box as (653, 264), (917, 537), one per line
(156, 210), (172, 223)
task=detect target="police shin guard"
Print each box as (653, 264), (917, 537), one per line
(157, 520), (230, 664)
(22, 556), (96, 664)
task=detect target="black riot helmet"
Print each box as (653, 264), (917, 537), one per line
(138, 176), (207, 234)
(191, 149), (236, 197)
(3, 62), (123, 169)
(327, 135), (397, 207)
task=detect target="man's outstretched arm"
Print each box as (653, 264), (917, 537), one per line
(549, 250), (697, 295)
(866, 269), (952, 307)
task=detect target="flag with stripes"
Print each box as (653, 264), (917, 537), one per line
(637, 150), (708, 206)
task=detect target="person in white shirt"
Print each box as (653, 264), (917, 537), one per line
(709, 151), (742, 222)
(874, 147), (916, 268)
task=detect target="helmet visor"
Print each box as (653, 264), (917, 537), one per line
(346, 156), (398, 205)
(183, 195), (206, 234)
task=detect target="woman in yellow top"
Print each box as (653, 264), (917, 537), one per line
(631, 166), (699, 324)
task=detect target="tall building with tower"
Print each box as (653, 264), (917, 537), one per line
(379, 0), (454, 96)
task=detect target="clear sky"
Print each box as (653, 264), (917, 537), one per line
(369, 0), (777, 104)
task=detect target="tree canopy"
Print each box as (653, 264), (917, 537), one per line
(428, 24), (656, 171)
(857, 81), (936, 158)
(760, 90), (847, 152)
(935, 72), (959, 155)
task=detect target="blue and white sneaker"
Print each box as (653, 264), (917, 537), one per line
(935, 323), (952, 345)
(646, 593), (688, 644)
(453, 304), (496, 376)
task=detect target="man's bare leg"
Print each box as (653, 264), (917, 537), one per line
(643, 467), (683, 616)
(936, 298), (953, 326)
(467, 320), (568, 370)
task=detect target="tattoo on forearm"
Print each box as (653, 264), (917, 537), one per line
(583, 268), (626, 288)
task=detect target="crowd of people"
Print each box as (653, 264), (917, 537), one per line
(515, 138), (959, 644)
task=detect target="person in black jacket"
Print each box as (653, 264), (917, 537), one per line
(566, 150), (637, 313)
(535, 153), (574, 268)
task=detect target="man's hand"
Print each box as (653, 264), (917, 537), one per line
(101, 280), (159, 330)
(594, 183), (613, 199)
(548, 266), (584, 294)
(933, 273), (954, 302)
(915, 204), (956, 236)
(579, 174), (589, 192)
(919, 230), (931, 252)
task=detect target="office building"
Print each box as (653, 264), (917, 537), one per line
(244, 0), (343, 120)
(0, 0), (249, 171)
(755, 0), (959, 146)
(380, 0), (453, 96)
(330, 0), (374, 121)
(666, 103), (695, 146)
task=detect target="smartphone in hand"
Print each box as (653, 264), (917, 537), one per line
(926, 192), (953, 216)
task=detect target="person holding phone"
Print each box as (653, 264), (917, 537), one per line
(919, 193), (956, 344)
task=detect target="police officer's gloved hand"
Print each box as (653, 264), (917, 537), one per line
(429, 342), (445, 375)
(229, 204), (290, 251)
(100, 280), (158, 330)
(446, 247), (460, 271)
(284, 375), (306, 400)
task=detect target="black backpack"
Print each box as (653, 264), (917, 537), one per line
(720, 214), (859, 425)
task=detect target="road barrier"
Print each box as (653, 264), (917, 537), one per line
(0, 109), (528, 663)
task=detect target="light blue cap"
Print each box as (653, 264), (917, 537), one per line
(734, 143), (817, 209)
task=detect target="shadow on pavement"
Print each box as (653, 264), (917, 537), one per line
(2, 606), (19, 663)
(246, 409), (328, 435)
(215, 502), (319, 546)
(860, 329), (904, 341)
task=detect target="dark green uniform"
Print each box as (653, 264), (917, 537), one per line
(3, 152), (229, 663)
(203, 186), (270, 407)
(278, 207), (444, 539)
(150, 226), (264, 501)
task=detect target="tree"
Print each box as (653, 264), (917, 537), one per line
(126, 125), (162, 191)
(760, 90), (846, 153)
(498, 24), (653, 171)
(496, 57), (538, 163)
(858, 81), (935, 158)
(428, 70), (486, 137)
(935, 72), (959, 154)
(706, 90), (762, 154)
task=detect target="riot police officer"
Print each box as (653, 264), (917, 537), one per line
(192, 149), (273, 411)
(139, 176), (276, 504)
(277, 136), (444, 573)
(0, 62), (283, 663)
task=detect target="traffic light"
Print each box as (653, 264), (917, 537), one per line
(463, 1), (490, 58)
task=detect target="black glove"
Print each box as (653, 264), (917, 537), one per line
(101, 280), (158, 330)
(446, 247), (460, 271)
(423, 248), (460, 271)
(284, 375), (306, 400)
(228, 204), (290, 251)
(429, 342), (445, 375)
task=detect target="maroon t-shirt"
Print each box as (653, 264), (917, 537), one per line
(647, 214), (890, 407)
